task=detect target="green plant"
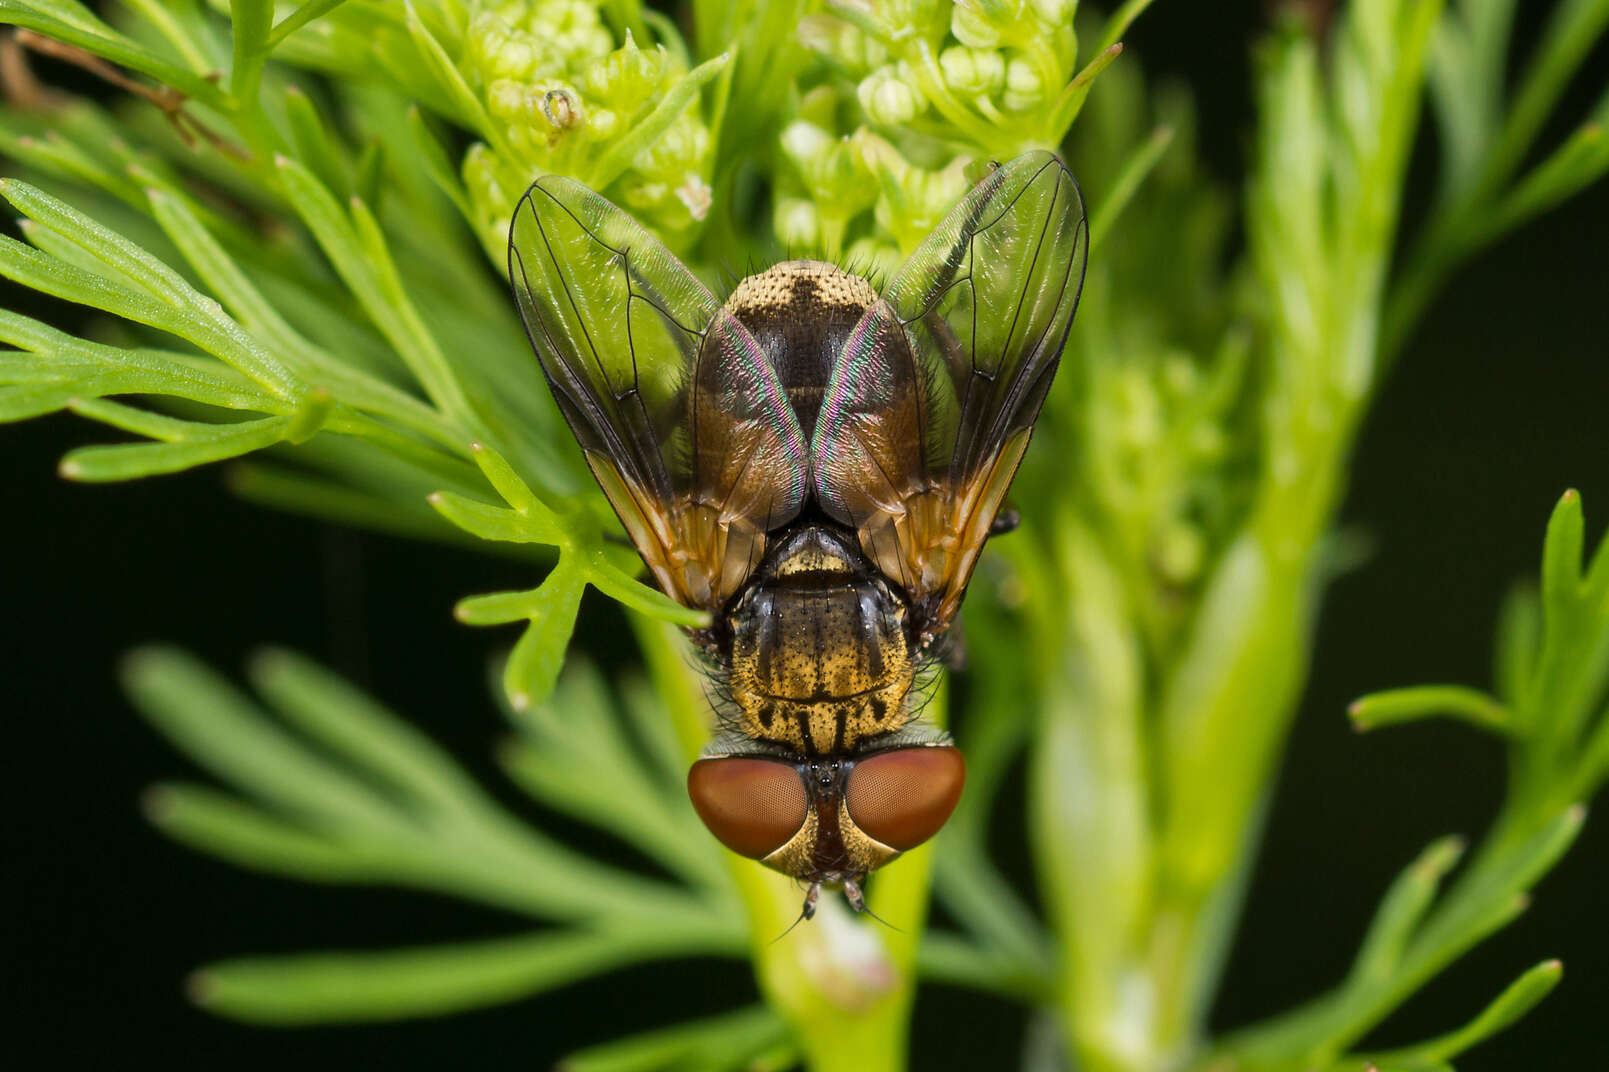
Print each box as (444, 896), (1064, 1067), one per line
(3, 1), (1607, 1069)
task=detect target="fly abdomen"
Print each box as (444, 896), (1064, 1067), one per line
(727, 524), (914, 754)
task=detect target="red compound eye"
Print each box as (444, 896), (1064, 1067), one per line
(687, 757), (809, 859)
(845, 746), (965, 851)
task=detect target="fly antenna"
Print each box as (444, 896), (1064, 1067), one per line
(769, 881), (821, 944)
(843, 877), (903, 932)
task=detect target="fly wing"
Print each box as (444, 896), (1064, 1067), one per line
(812, 152), (1087, 637)
(509, 177), (807, 611)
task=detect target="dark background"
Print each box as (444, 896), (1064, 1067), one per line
(5, 5), (1607, 1069)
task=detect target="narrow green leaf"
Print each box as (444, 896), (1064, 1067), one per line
(1, 176), (196, 305)
(454, 587), (547, 626)
(586, 553), (710, 628)
(1050, 43), (1124, 135)
(229, 0), (273, 103)
(142, 782), (369, 881)
(283, 85), (347, 195)
(1349, 837), (1466, 986)
(66, 396), (249, 441)
(0, 224), (295, 400)
(0, 126), (139, 202)
(1542, 488), (1584, 624)
(59, 414), (291, 480)
(1411, 807), (1585, 964)
(0, 1), (225, 105)
(248, 649), (490, 817)
(353, 140), (384, 209)
(617, 676), (691, 786)
(267, 0), (352, 48)
(468, 439), (546, 517)
(587, 51), (732, 191)
(120, 647), (406, 831)
(560, 1005), (787, 1072)
(401, 0), (496, 132)
(1371, 960), (1562, 1065)
(193, 928), (716, 1025)
(428, 489), (560, 544)
(405, 106), (475, 221)
(1487, 0), (1609, 193)
(1089, 124), (1175, 251)
(0, 384), (81, 420)
(226, 463), (487, 549)
(1488, 121), (1609, 239)
(503, 559), (587, 710)
(1494, 584), (1541, 708)
(1349, 686), (1511, 735)
(1096, 0), (1157, 52)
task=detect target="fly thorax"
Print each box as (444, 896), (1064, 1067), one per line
(721, 261), (877, 438)
(727, 525), (915, 755)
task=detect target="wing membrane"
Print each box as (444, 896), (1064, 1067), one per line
(509, 178), (807, 611)
(813, 152), (1087, 635)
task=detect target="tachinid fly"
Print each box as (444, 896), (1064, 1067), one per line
(507, 151), (1087, 919)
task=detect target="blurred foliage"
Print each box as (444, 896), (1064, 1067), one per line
(1, 1), (1607, 1070)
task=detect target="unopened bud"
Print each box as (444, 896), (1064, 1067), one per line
(1003, 53), (1046, 111)
(938, 45), (1005, 97)
(858, 66), (924, 126)
(775, 196), (820, 248)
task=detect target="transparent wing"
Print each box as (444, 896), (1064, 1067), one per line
(812, 152), (1087, 636)
(509, 177), (808, 611)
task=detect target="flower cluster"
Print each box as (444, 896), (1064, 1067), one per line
(773, 1), (1092, 262)
(457, 2), (717, 253)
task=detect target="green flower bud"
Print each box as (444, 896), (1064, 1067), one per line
(1030, 0), (1077, 26)
(584, 33), (670, 115)
(951, 0), (1052, 49)
(486, 79), (532, 123)
(950, 2), (1002, 48)
(858, 65), (925, 126)
(1003, 52), (1046, 112)
(938, 45), (1005, 97)
(621, 180), (669, 213)
(585, 106), (619, 141)
(775, 196), (820, 249)
(633, 113), (709, 177)
(858, 135), (969, 253)
(856, 0), (949, 45)
(797, 15), (888, 75)
(1155, 522), (1205, 585)
(780, 119), (834, 176)
(530, 0), (614, 63)
(844, 237), (901, 282)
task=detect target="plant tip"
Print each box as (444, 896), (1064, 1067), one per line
(139, 785), (174, 821)
(185, 969), (217, 1006)
(273, 152), (291, 168)
(426, 491), (444, 505)
(510, 690), (531, 712)
(246, 647), (287, 681)
(57, 457), (82, 480)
